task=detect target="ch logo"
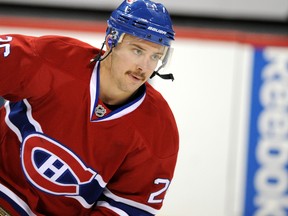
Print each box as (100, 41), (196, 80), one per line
(21, 133), (106, 208)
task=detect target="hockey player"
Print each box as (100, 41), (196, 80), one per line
(0, 0), (179, 215)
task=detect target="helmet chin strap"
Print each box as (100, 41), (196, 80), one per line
(90, 40), (113, 64)
(90, 31), (122, 64)
(150, 58), (174, 81)
(150, 71), (174, 81)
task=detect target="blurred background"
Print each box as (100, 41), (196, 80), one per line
(0, 0), (288, 215)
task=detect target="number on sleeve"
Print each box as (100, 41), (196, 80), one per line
(0, 36), (13, 57)
(148, 178), (170, 204)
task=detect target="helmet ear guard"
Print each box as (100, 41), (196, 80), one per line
(90, 29), (119, 63)
(107, 37), (113, 48)
(106, 28), (120, 48)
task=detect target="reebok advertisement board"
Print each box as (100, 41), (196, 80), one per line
(244, 46), (288, 216)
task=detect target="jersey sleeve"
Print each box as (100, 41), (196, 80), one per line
(0, 34), (95, 102)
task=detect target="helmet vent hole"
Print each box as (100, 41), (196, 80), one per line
(167, 32), (175, 39)
(118, 15), (129, 23)
(132, 21), (147, 29)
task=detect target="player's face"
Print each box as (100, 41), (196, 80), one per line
(110, 34), (165, 93)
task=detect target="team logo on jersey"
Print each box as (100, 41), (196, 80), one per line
(21, 133), (106, 208)
(94, 104), (106, 117)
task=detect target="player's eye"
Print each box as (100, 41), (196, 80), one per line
(133, 49), (143, 56)
(151, 54), (162, 61)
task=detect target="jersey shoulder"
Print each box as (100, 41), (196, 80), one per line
(34, 35), (99, 72)
(131, 83), (179, 159)
(145, 83), (176, 125)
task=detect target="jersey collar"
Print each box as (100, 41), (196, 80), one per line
(89, 62), (146, 122)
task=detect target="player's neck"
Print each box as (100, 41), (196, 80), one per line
(99, 61), (135, 106)
(99, 91), (129, 106)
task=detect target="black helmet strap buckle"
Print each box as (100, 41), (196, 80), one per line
(150, 71), (174, 81)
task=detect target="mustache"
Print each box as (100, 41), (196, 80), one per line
(126, 71), (146, 80)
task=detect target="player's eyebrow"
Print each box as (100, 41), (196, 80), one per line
(130, 43), (164, 55)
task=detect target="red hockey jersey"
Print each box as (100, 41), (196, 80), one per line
(0, 34), (179, 215)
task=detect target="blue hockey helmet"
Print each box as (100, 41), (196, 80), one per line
(106, 0), (175, 47)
